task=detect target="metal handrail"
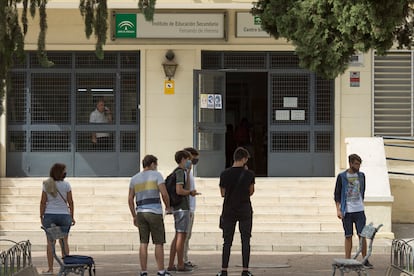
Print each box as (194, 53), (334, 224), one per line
(381, 136), (414, 177)
(0, 239), (32, 276)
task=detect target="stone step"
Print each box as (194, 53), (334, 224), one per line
(0, 177), (390, 253)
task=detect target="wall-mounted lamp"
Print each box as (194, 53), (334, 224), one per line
(162, 50), (178, 80)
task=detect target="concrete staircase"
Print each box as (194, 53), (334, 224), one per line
(0, 177), (391, 253)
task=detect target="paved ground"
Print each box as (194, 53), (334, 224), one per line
(32, 251), (391, 276)
(30, 223), (414, 275)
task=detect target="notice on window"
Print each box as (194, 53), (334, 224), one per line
(291, 110), (305, 120)
(283, 97), (297, 108)
(207, 94), (215, 109)
(200, 94), (208, 108)
(214, 94), (222, 109)
(275, 110), (290, 120)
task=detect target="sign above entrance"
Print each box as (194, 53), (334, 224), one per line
(113, 12), (226, 39)
(236, 12), (270, 38)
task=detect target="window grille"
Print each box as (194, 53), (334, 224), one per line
(120, 73), (138, 124)
(121, 131), (138, 152)
(7, 73), (26, 124)
(75, 52), (118, 68)
(29, 52), (72, 68)
(31, 73), (71, 124)
(271, 74), (309, 124)
(8, 131), (26, 152)
(270, 52), (300, 69)
(271, 131), (309, 152)
(76, 73), (116, 124)
(315, 131), (332, 152)
(7, 51), (140, 177)
(315, 77), (333, 124)
(31, 131), (70, 152)
(76, 131), (115, 152)
(224, 52), (267, 69)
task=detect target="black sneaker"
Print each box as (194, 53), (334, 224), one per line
(140, 272), (148, 276)
(157, 271), (172, 276)
(216, 271), (228, 276)
(363, 260), (374, 269)
(241, 271), (254, 276)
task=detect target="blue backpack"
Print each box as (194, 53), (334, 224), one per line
(64, 255), (95, 275)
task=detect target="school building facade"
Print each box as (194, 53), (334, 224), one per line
(1, 0), (414, 235)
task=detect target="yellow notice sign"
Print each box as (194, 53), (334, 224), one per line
(164, 80), (175, 95)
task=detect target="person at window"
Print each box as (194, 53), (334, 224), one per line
(217, 147), (255, 276)
(89, 98), (112, 147)
(40, 163), (75, 275)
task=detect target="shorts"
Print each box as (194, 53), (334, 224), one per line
(42, 214), (72, 234)
(173, 210), (190, 233)
(342, 211), (366, 237)
(136, 212), (166, 244)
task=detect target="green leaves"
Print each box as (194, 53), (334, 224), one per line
(79, 0), (107, 59)
(252, 0), (412, 79)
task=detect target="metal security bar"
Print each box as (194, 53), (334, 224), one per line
(387, 238), (414, 275)
(0, 240), (32, 276)
(382, 136), (414, 176)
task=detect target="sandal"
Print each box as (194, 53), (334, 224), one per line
(42, 271), (53, 275)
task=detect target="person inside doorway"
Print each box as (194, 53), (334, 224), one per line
(235, 118), (254, 170)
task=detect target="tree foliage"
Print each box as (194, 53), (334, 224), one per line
(252, 0), (414, 79)
(0, 0), (155, 115)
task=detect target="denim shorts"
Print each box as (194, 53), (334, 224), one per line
(42, 214), (72, 234)
(173, 210), (190, 233)
(342, 211), (366, 237)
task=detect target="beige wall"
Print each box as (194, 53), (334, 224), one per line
(390, 176), (414, 223)
(335, 53), (373, 171)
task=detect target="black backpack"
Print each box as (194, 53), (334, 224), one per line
(165, 167), (185, 207)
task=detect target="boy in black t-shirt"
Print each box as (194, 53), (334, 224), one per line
(217, 147), (255, 276)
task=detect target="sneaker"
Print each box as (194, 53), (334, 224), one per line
(184, 261), (198, 268)
(216, 271), (228, 276)
(363, 260), (374, 269)
(176, 266), (193, 273)
(157, 271), (172, 276)
(241, 271), (254, 276)
(140, 272), (148, 276)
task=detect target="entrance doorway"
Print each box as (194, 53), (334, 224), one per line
(195, 51), (334, 177)
(225, 72), (267, 176)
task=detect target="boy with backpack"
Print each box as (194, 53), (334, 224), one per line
(167, 150), (198, 272)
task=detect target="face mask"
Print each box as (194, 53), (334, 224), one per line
(62, 172), (67, 179)
(185, 159), (192, 169)
(192, 158), (199, 165)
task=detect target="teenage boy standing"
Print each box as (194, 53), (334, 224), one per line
(217, 147), (255, 276)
